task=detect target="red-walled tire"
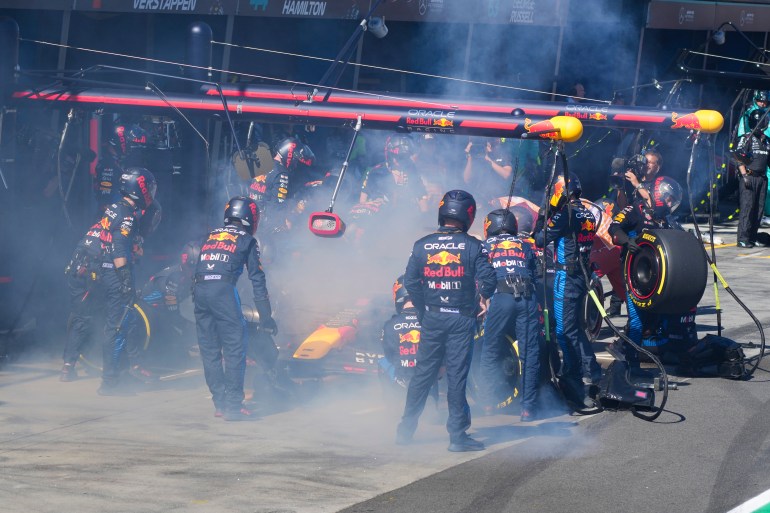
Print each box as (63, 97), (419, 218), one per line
(624, 229), (707, 314)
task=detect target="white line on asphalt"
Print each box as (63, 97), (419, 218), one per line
(725, 488), (770, 513)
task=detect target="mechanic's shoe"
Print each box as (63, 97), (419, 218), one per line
(60, 363), (76, 382)
(761, 216), (770, 228)
(97, 382), (128, 396)
(223, 408), (259, 421)
(448, 433), (485, 452)
(520, 409), (536, 422)
(214, 409), (224, 418)
(607, 296), (623, 317)
(737, 241), (755, 249)
(129, 365), (157, 384)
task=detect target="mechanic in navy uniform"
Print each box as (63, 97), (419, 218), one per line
(248, 136), (315, 231)
(533, 174), (600, 410)
(359, 135), (429, 214)
(193, 196), (277, 421)
(129, 241), (200, 376)
(480, 208), (542, 421)
(94, 123), (149, 216)
(60, 219), (108, 382)
(608, 176), (683, 370)
(733, 109), (770, 248)
(94, 168), (158, 395)
(396, 190), (496, 452)
(379, 275), (442, 406)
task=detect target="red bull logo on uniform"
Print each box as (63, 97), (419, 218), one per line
(494, 240), (523, 251)
(426, 251), (462, 266)
(399, 329), (421, 344)
(208, 232), (238, 243)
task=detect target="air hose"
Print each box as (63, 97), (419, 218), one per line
(685, 133), (765, 378)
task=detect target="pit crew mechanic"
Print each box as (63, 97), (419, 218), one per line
(607, 176), (684, 369)
(248, 136), (315, 231)
(193, 196), (277, 421)
(396, 190), (497, 452)
(379, 275), (439, 407)
(533, 174), (600, 410)
(95, 167), (158, 395)
(480, 208), (541, 421)
(359, 134), (429, 214)
(131, 241), (201, 375)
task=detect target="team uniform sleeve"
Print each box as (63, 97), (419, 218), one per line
(475, 243), (497, 299)
(111, 213), (136, 261)
(403, 249), (424, 314)
(246, 238), (270, 304)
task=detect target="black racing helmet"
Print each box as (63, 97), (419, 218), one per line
(438, 189), (476, 231)
(385, 134), (416, 165)
(747, 108), (769, 132)
(651, 176), (683, 219)
(224, 196), (260, 234)
(392, 275), (411, 314)
(549, 173), (582, 210)
(180, 241), (201, 275)
(120, 167), (157, 210)
(274, 137), (315, 171)
(484, 208), (519, 238)
(754, 90), (769, 103)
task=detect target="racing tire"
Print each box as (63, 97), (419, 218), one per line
(624, 229), (707, 314)
(79, 302), (151, 372)
(468, 328), (521, 411)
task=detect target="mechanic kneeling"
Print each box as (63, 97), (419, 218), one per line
(607, 176), (682, 374)
(379, 275), (439, 407)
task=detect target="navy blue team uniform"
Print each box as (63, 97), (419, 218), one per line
(94, 168), (157, 394)
(534, 176), (600, 408)
(60, 225), (106, 381)
(607, 177), (683, 365)
(481, 211), (541, 419)
(397, 190), (496, 452)
(193, 196), (276, 420)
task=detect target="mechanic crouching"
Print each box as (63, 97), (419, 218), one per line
(396, 190), (497, 452)
(480, 209), (541, 421)
(607, 176), (683, 374)
(379, 275), (439, 407)
(193, 196), (277, 421)
(533, 174), (600, 410)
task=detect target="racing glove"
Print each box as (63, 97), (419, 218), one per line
(116, 266), (135, 303)
(612, 230), (640, 254)
(255, 298), (278, 335)
(626, 239), (641, 254)
(531, 208), (546, 237)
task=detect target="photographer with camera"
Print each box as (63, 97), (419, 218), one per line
(463, 137), (514, 206)
(732, 109), (770, 248)
(611, 150), (662, 211)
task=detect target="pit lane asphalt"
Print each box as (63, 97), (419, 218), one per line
(2, 222), (770, 513)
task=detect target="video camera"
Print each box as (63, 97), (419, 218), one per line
(609, 154), (647, 190)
